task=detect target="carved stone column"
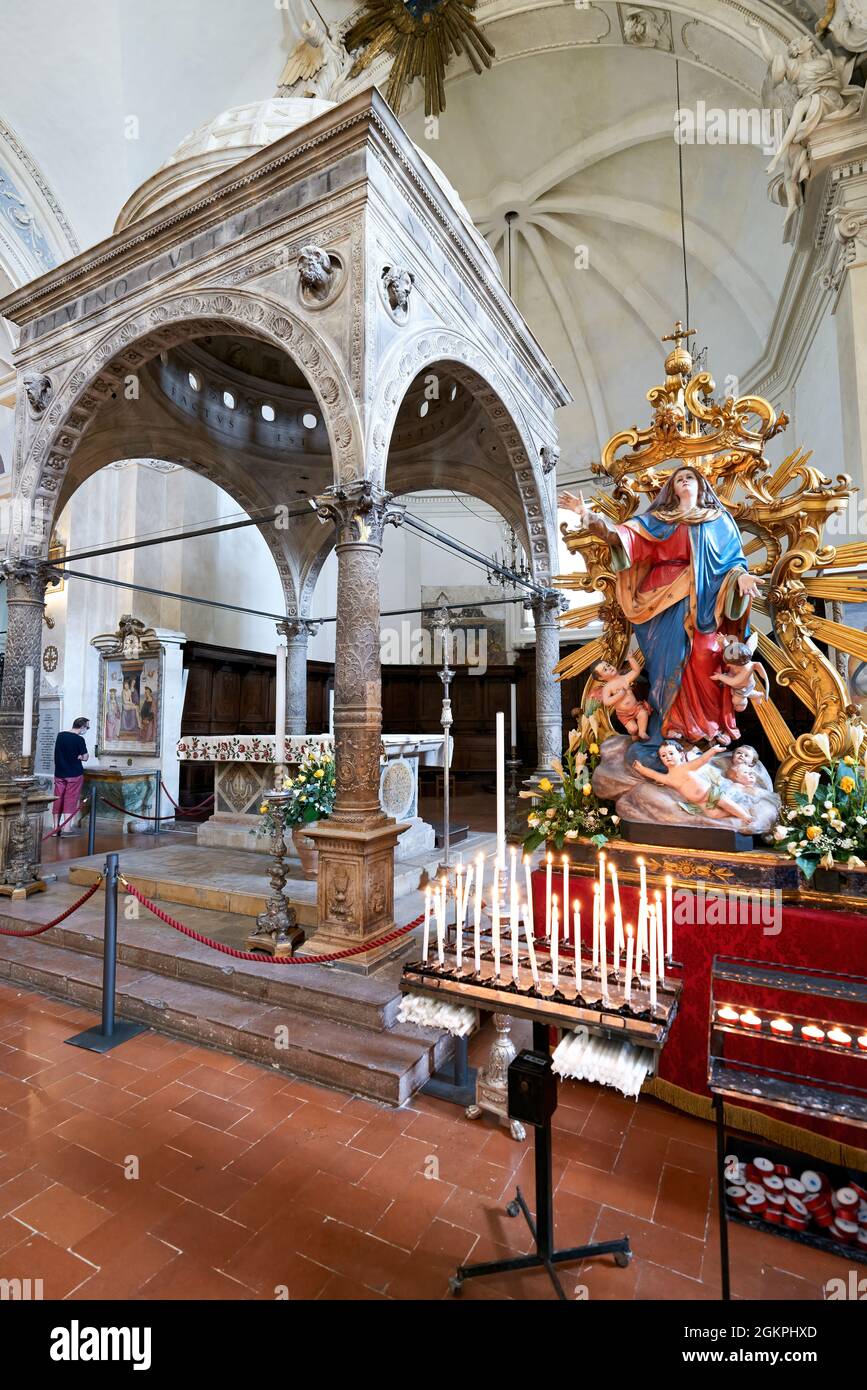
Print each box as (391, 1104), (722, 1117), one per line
(0, 559), (57, 770)
(276, 618), (319, 736)
(303, 482), (407, 972)
(529, 592), (565, 778)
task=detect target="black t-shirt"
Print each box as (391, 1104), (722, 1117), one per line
(54, 731), (88, 779)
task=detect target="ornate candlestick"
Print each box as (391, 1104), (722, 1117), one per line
(247, 790), (305, 957)
(432, 604), (456, 881)
(505, 747), (524, 843)
(0, 757), (48, 900)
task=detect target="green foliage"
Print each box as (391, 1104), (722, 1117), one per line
(771, 756), (867, 878)
(256, 751), (336, 836)
(521, 732), (621, 854)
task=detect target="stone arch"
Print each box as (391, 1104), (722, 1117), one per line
(54, 427), (306, 622)
(368, 330), (558, 585)
(14, 287), (365, 545)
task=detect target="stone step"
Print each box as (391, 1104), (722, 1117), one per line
(0, 881), (425, 1032)
(0, 932), (450, 1105)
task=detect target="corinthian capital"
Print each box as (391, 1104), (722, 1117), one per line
(277, 617), (320, 642)
(525, 589), (568, 619)
(0, 557), (62, 602)
(314, 480), (406, 547)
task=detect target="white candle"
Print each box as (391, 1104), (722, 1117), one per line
(523, 855), (535, 942)
(649, 901), (657, 1012)
(455, 864), (464, 969)
(275, 643), (287, 765)
(573, 899), (581, 993)
(21, 665), (34, 758)
(551, 894), (559, 989)
(545, 851), (553, 938)
(422, 884), (431, 962)
(599, 892), (608, 1001)
(624, 926), (634, 1005)
(636, 894), (645, 976)
(598, 851), (606, 936)
(474, 854), (483, 973)
(562, 855), (570, 941)
(328, 686), (335, 735)
(510, 847), (519, 981)
(665, 874), (673, 960)
(609, 861), (623, 951)
(653, 891), (665, 986)
(495, 712), (506, 869)
(493, 864), (501, 980)
(522, 903), (539, 987)
(591, 883), (599, 969)
(510, 684), (517, 749)
(637, 856), (647, 904)
(437, 878), (446, 964)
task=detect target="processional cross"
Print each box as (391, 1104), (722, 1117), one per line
(661, 320), (697, 352)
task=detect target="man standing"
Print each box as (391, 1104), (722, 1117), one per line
(53, 717), (90, 835)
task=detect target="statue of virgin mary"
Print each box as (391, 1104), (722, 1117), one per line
(562, 464), (763, 765)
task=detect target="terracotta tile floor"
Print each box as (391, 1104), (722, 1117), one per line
(0, 979), (854, 1301)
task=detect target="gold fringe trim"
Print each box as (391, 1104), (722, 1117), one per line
(643, 1076), (867, 1170)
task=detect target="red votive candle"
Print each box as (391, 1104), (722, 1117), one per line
(769, 1017), (793, 1036)
(717, 1005), (740, 1024)
(827, 1027), (852, 1048)
(740, 1010), (762, 1030)
(801, 1023), (825, 1043)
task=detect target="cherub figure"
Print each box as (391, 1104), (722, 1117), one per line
(588, 652), (651, 740)
(636, 742), (753, 825)
(727, 744), (761, 793)
(711, 633), (769, 712)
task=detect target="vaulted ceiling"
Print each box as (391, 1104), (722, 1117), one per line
(0, 0), (835, 477)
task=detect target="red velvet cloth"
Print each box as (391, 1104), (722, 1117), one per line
(530, 868), (867, 1148)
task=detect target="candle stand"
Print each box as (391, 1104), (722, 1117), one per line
(402, 944), (680, 1296)
(0, 758), (50, 900)
(453, 1019), (631, 1299)
(247, 790), (305, 957)
(466, 1012), (526, 1141)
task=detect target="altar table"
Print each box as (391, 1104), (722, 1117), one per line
(177, 733), (447, 857)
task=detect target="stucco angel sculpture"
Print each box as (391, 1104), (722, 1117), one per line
(750, 22), (861, 225)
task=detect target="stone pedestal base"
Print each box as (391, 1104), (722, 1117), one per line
(302, 819), (410, 974)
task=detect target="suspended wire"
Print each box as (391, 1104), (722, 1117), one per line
(674, 59), (691, 329)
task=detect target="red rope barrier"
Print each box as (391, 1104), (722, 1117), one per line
(0, 877), (103, 937)
(42, 799), (91, 840)
(99, 796), (178, 822)
(121, 877), (425, 963)
(158, 779), (215, 815)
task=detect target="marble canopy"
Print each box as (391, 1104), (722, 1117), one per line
(0, 87), (570, 968)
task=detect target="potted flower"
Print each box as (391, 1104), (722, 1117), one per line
(770, 741), (867, 891)
(521, 727), (621, 854)
(257, 751), (336, 877)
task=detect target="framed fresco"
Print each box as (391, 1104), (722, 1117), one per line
(98, 650), (163, 757)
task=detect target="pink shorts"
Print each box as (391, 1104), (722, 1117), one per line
(54, 775), (84, 817)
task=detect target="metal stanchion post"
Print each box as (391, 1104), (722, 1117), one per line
(66, 852), (148, 1052)
(86, 796), (97, 857)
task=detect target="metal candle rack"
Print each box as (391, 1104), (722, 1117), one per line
(402, 948), (681, 1046)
